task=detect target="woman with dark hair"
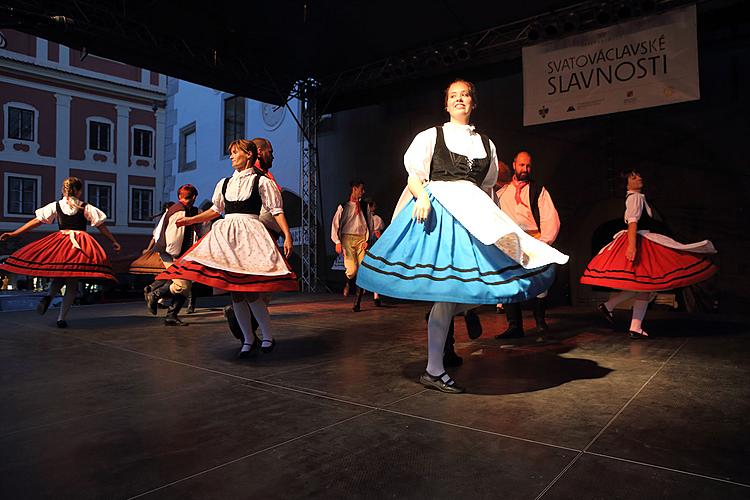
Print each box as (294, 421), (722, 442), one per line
(581, 170), (717, 338)
(357, 80), (568, 393)
(156, 139), (297, 357)
(0, 176), (120, 327)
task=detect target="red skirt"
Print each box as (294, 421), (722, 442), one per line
(128, 249), (165, 275)
(580, 233), (717, 291)
(155, 238), (298, 293)
(0, 230), (116, 281)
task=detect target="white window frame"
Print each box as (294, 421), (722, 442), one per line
(4, 172), (42, 218)
(2, 102), (40, 154)
(130, 124), (155, 168)
(84, 180), (115, 223)
(178, 122), (197, 172)
(128, 185), (155, 223)
(85, 116), (114, 163)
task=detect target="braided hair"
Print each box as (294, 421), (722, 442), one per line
(61, 177), (85, 210)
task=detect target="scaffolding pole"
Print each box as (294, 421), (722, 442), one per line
(299, 79), (319, 292)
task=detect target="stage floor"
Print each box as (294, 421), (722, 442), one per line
(1, 294), (748, 499)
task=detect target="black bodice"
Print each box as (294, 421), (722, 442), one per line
(56, 201), (87, 231)
(429, 126), (491, 186)
(222, 171), (263, 215)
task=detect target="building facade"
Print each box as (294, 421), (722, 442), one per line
(0, 29), (167, 279)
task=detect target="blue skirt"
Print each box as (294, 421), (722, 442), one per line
(357, 193), (556, 304)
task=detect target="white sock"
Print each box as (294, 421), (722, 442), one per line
(426, 302), (455, 378)
(231, 299), (255, 351)
(57, 279), (78, 321)
(248, 299), (273, 345)
(629, 293), (655, 332)
(604, 291), (637, 312)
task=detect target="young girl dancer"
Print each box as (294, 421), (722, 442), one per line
(581, 170), (717, 338)
(156, 139), (296, 357)
(357, 80), (568, 393)
(0, 177), (120, 327)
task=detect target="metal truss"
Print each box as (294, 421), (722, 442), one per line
(298, 79), (319, 292)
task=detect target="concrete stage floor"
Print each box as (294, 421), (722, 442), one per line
(1, 294), (748, 499)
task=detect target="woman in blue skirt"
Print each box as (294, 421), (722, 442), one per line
(357, 80), (569, 393)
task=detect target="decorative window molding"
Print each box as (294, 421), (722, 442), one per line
(178, 122), (197, 172)
(128, 185), (155, 223)
(84, 180), (115, 222)
(131, 124), (155, 168)
(4, 172), (41, 218)
(2, 101), (40, 155)
(85, 116), (114, 164)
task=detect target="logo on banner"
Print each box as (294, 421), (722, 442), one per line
(538, 105), (549, 118)
(566, 105), (576, 112)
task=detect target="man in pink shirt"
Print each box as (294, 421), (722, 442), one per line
(495, 151), (561, 339)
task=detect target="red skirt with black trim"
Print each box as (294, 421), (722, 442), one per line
(0, 230), (116, 281)
(580, 233), (717, 291)
(155, 238), (298, 293)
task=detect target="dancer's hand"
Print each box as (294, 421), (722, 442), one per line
(175, 217), (191, 227)
(412, 192), (431, 223)
(112, 241), (122, 253)
(0, 232), (13, 241)
(626, 244), (637, 262)
(360, 241), (368, 252)
(335, 242), (342, 255)
(283, 237), (293, 258)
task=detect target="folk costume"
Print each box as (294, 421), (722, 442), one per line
(581, 190), (717, 337)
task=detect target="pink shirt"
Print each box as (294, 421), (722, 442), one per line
(496, 183), (560, 245)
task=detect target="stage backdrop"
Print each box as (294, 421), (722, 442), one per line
(522, 5), (699, 126)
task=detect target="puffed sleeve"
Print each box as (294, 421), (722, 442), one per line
(34, 202), (58, 224)
(624, 194), (644, 224)
(209, 179), (226, 214)
(403, 128), (437, 181)
(84, 204), (108, 227)
(258, 176), (283, 216)
(480, 139), (500, 192)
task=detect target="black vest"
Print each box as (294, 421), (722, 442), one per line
(154, 202), (198, 257)
(429, 126), (491, 187)
(56, 201), (87, 231)
(222, 171), (263, 215)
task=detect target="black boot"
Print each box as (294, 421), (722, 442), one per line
(463, 308), (482, 339)
(495, 302), (524, 339)
(443, 318), (463, 367)
(186, 293), (196, 314)
(353, 287), (364, 312)
(147, 283), (171, 316)
(533, 298), (549, 333)
(165, 294), (188, 326)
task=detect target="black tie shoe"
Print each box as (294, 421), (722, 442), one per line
(261, 339), (276, 353)
(597, 303), (615, 326)
(419, 372), (465, 394)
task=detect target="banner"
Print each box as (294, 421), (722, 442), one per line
(522, 6), (699, 126)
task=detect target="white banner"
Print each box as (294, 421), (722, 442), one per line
(522, 6), (699, 126)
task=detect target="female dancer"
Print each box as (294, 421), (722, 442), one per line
(0, 177), (120, 327)
(357, 80), (568, 393)
(581, 170), (717, 338)
(156, 139), (296, 357)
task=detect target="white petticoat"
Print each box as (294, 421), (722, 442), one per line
(184, 213), (289, 276)
(604, 230), (717, 255)
(392, 180), (569, 269)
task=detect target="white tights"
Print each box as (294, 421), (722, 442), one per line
(48, 278), (78, 321)
(604, 291), (657, 333)
(426, 302), (473, 376)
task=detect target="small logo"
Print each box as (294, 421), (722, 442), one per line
(566, 105), (576, 112)
(626, 90), (634, 98)
(664, 86), (674, 97)
(538, 106), (549, 118)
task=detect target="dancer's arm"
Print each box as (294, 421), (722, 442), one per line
(272, 212), (294, 257)
(143, 238), (155, 254)
(408, 174), (431, 223)
(96, 224), (121, 253)
(176, 209), (220, 227)
(626, 222), (638, 261)
(0, 218), (43, 240)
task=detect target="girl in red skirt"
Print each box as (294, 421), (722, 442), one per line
(0, 177), (120, 328)
(156, 139), (297, 357)
(581, 170), (717, 338)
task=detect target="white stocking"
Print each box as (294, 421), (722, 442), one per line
(248, 299), (273, 344)
(57, 278), (78, 321)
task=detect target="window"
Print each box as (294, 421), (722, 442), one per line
(133, 128), (153, 158)
(223, 96), (245, 154)
(7, 175), (38, 215)
(86, 182), (113, 220)
(130, 187), (153, 222)
(8, 107), (35, 141)
(89, 120), (111, 152)
(178, 122), (197, 172)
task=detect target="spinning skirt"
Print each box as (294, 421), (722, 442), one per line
(156, 214), (297, 293)
(0, 230), (116, 281)
(128, 249), (165, 275)
(357, 194), (556, 304)
(580, 232), (717, 291)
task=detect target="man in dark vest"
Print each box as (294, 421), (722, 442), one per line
(146, 184), (199, 326)
(495, 151), (561, 339)
(331, 179), (375, 311)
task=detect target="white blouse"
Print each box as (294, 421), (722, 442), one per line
(35, 198), (107, 227)
(624, 191), (652, 224)
(403, 122), (499, 191)
(209, 169), (283, 216)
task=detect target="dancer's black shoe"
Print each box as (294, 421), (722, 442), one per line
(495, 326), (524, 340)
(597, 303), (615, 325)
(56, 320), (68, 329)
(261, 339), (276, 353)
(419, 372), (465, 394)
(464, 309), (482, 339)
